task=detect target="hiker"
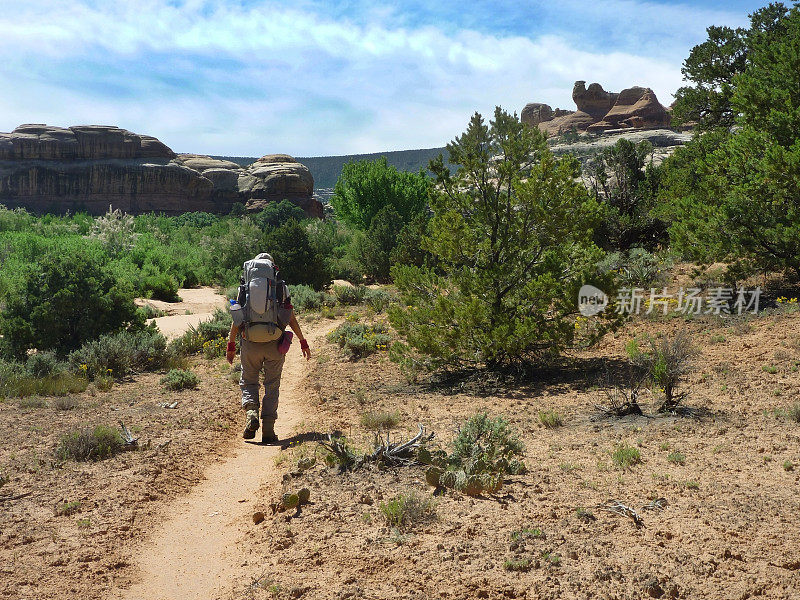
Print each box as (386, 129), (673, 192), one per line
(226, 253), (311, 444)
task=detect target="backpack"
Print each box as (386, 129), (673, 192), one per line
(234, 253), (291, 342)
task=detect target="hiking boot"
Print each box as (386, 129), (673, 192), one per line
(261, 419), (278, 445)
(243, 409), (260, 439)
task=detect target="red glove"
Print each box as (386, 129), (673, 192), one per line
(299, 338), (311, 360)
(226, 341), (237, 364)
(227, 341), (237, 353)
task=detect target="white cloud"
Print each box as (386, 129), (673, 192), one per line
(0, 0), (740, 156)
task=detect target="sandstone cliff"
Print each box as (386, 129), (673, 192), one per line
(0, 125), (322, 217)
(521, 81), (671, 136)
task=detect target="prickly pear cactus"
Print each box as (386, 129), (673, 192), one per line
(298, 488), (311, 505)
(296, 456), (316, 472)
(425, 466), (443, 487)
(281, 492), (299, 510)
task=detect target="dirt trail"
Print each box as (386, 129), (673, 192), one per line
(114, 319), (337, 600)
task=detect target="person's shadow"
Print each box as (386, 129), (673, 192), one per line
(244, 430), (342, 449)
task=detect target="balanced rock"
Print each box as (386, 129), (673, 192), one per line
(0, 124), (322, 217)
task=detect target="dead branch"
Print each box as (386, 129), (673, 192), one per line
(597, 499), (645, 528)
(320, 424), (434, 469)
(119, 421), (139, 449)
(367, 424), (435, 467)
(642, 497), (668, 511)
(592, 370), (646, 420)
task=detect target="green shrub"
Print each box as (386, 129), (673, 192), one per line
(668, 451), (686, 465)
(69, 326), (170, 379)
(327, 322), (390, 358)
(503, 558), (533, 572)
(627, 332), (695, 412)
(265, 219), (331, 290)
(56, 500), (82, 516)
(786, 403), (800, 423)
(170, 309), (231, 355)
(389, 213), (433, 270)
(25, 351), (67, 378)
(0, 245), (143, 359)
(290, 284), (326, 312)
(365, 288), (392, 313)
(452, 413), (524, 466)
(56, 425), (125, 461)
(202, 337), (227, 359)
(612, 443), (642, 469)
(538, 409), (563, 429)
(331, 157), (430, 230)
(598, 248), (671, 288)
(0, 360), (88, 399)
(160, 369), (199, 391)
(358, 206), (405, 282)
(333, 285), (368, 305)
(143, 271), (181, 302)
(587, 139), (666, 251)
(138, 304), (166, 319)
(250, 200), (306, 230)
(379, 492), (435, 530)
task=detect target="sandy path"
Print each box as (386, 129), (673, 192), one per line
(138, 287), (230, 341)
(114, 320), (337, 600)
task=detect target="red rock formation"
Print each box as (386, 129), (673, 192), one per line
(538, 111), (596, 136)
(0, 125), (322, 217)
(523, 81), (672, 136)
(521, 103), (554, 127)
(587, 87), (671, 132)
(572, 81), (619, 120)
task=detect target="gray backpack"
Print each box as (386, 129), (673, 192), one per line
(235, 253), (291, 342)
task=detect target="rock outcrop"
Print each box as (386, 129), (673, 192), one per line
(587, 87), (671, 132)
(0, 124), (322, 217)
(520, 103), (554, 127)
(572, 81), (619, 120)
(522, 81), (671, 136)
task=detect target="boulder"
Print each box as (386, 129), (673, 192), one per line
(572, 81), (618, 120)
(0, 124), (322, 217)
(521, 103), (554, 127)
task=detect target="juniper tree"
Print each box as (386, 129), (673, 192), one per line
(660, 3), (800, 281)
(389, 107), (617, 369)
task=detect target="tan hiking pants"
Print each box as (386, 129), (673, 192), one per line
(239, 338), (286, 420)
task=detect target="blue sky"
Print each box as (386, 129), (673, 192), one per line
(0, 0), (767, 156)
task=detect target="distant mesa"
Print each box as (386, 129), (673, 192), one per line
(522, 81), (672, 135)
(0, 124), (322, 217)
